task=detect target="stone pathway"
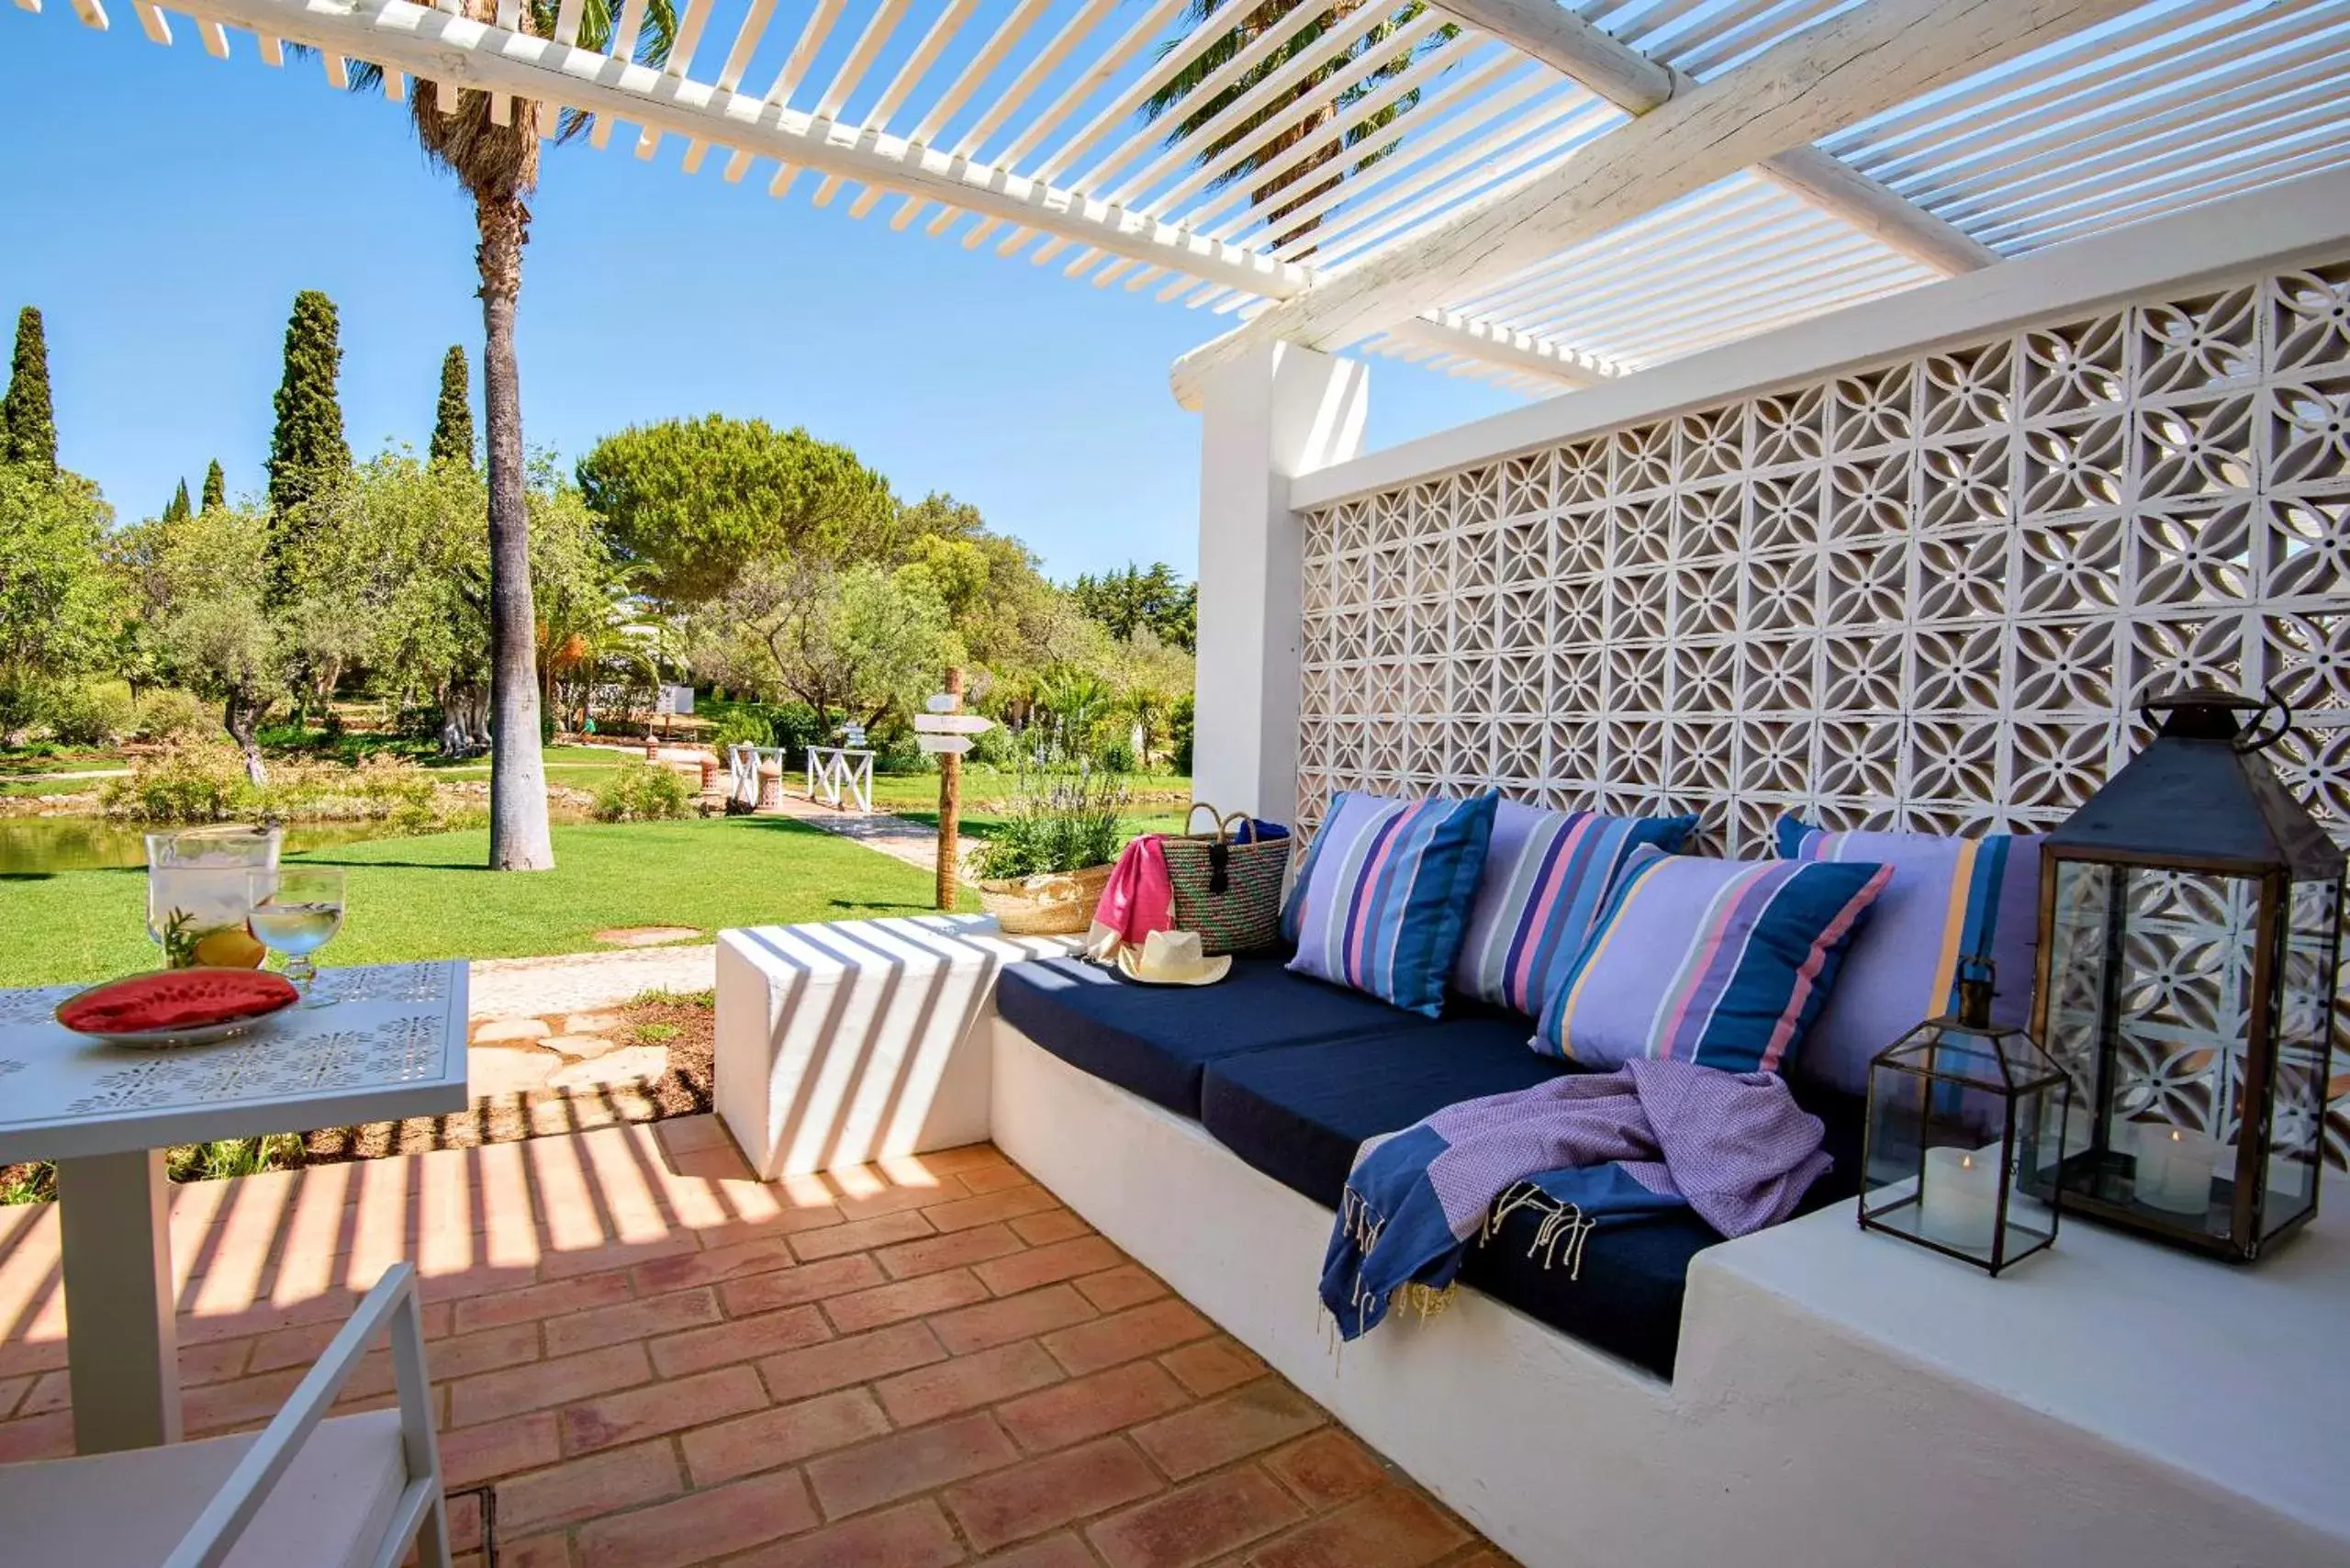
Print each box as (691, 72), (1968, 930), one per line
(470, 946), (717, 1017)
(465, 949), (718, 1097)
(763, 792), (986, 881)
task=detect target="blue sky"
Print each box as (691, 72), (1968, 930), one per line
(0, 16), (1521, 580)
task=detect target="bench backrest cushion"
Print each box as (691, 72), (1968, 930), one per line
(1285, 790), (1499, 1017)
(1534, 846), (1892, 1073)
(1774, 818), (2043, 1097)
(1451, 801), (1701, 1017)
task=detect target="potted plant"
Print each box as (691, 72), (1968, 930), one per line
(973, 732), (1130, 936)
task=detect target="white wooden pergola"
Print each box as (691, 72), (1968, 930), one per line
(17, 0), (2350, 402)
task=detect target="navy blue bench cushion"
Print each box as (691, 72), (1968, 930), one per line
(997, 955), (1437, 1116)
(1201, 1028), (1870, 1378)
(1197, 1018), (1570, 1208)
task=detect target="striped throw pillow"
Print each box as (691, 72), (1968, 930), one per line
(1286, 791), (1499, 1017)
(1774, 818), (2042, 1097)
(1534, 846), (1892, 1074)
(1450, 801), (1700, 1017)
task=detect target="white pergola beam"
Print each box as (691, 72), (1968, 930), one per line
(1172, 0), (2141, 407)
(172, 0), (1311, 301)
(1430, 0), (1999, 275)
(1388, 312), (1612, 389)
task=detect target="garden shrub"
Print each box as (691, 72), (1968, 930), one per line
(974, 762), (1130, 879)
(594, 761), (694, 823)
(102, 745), (249, 823)
(710, 708), (774, 753)
(43, 679), (136, 746)
(1095, 738), (1136, 776)
(132, 688), (217, 745)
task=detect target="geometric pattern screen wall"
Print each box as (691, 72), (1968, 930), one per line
(1297, 252), (2350, 1166)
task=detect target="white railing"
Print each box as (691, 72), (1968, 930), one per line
(805, 746), (876, 814)
(727, 745), (791, 810)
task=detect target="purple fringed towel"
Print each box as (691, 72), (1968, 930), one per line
(1321, 1058), (1831, 1340)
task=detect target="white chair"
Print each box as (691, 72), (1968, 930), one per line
(0, 1262), (452, 1568)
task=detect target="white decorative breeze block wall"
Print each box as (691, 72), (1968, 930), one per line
(1296, 254), (2350, 1163)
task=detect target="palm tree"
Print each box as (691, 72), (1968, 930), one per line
(1142, 2), (1448, 255)
(335, 3), (674, 868)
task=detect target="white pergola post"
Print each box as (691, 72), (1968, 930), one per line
(1192, 342), (1367, 823)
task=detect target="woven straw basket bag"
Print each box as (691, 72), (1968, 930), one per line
(1160, 804), (1290, 956)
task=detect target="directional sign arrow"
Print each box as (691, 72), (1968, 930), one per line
(916, 734), (975, 756)
(912, 712), (995, 735)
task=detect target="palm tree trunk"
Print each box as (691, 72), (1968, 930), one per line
(477, 193), (554, 870)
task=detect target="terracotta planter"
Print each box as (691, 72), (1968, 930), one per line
(977, 863), (1115, 936)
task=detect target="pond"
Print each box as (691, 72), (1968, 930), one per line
(0, 818), (404, 877)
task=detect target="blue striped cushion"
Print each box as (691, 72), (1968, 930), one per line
(1534, 846), (1892, 1073)
(1450, 801), (1699, 1017)
(1285, 791), (1498, 1017)
(1774, 818), (2042, 1097)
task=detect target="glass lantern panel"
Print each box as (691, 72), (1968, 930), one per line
(1863, 1049), (2061, 1271)
(2042, 860), (2118, 1192)
(2109, 868), (2259, 1232)
(2263, 877), (2340, 1240)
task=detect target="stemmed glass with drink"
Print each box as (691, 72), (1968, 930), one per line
(246, 867), (347, 1005)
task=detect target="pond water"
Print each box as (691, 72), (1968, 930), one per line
(0, 818), (402, 877)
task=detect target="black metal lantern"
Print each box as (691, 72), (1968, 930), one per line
(1860, 958), (2070, 1273)
(2026, 687), (2344, 1262)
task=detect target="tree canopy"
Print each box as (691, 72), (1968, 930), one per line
(0, 466), (118, 730)
(201, 459), (227, 512)
(265, 290), (353, 536)
(431, 345), (475, 470)
(1069, 562), (1198, 652)
(576, 415), (893, 602)
(3, 307), (57, 476)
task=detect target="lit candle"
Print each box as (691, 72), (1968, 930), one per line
(1919, 1146), (2003, 1251)
(2134, 1126), (2219, 1216)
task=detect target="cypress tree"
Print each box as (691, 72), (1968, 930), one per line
(430, 344), (475, 470)
(2, 306), (58, 476)
(201, 458), (227, 512)
(164, 478), (192, 523)
(265, 290), (352, 518)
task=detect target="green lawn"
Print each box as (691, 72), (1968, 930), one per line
(0, 817), (974, 989)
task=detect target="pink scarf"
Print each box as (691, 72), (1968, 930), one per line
(1084, 834), (1174, 961)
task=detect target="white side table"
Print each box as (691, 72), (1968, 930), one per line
(716, 916), (1078, 1179)
(0, 962), (470, 1454)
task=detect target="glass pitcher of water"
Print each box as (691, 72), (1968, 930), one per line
(146, 824), (282, 968)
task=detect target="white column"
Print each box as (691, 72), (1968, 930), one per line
(1192, 342), (1369, 823)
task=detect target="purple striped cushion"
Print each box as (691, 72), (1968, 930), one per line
(1774, 818), (2042, 1097)
(1449, 801), (1699, 1017)
(1534, 846), (1892, 1074)
(1286, 791), (1498, 1017)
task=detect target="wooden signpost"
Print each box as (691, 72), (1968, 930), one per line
(917, 672), (998, 910)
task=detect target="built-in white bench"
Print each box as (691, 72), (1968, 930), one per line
(716, 918), (2347, 1568)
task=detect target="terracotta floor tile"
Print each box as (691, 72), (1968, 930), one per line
(931, 1282), (1097, 1356)
(719, 1254), (886, 1317)
(1247, 1487), (1469, 1568)
(1008, 1208), (1092, 1245)
(651, 1303), (831, 1380)
(876, 1223), (1029, 1281)
(994, 1361), (1193, 1455)
(875, 1338), (1065, 1427)
(1042, 1299), (1214, 1378)
(942, 1435), (1164, 1553)
(1159, 1338), (1268, 1399)
(439, 1409), (562, 1490)
(1075, 1266), (1170, 1314)
(976, 1237), (1125, 1297)
(557, 1362), (767, 1456)
(1088, 1465), (1307, 1568)
(975, 1535), (1097, 1568)
(958, 1160), (1038, 1197)
(760, 1319), (946, 1404)
(496, 1439), (686, 1536)
(630, 1235), (799, 1295)
(1129, 1382), (1326, 1481)
(544, 1287), (722, 1358)
(923, 1185), (1060, 1234)
(823, 1268), (992, 1334)
(1263, 1429), (1390, 1508)
(727, 1498), (966, 1568)
(682, 1388), (894, 1487)
(575, 1469), (818, 1568)
(450, 1343), (651, 1428)
(804, 1409), (1019, 1519)
(453, 1270), (634, 1336)
(788, 1210), (936, 1261)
